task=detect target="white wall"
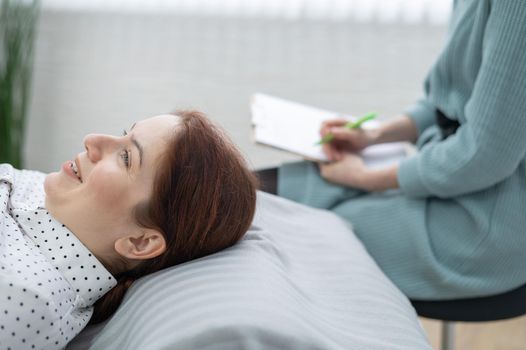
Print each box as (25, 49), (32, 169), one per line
(42, 0), (452, 24)
(25, 6), (447, 172)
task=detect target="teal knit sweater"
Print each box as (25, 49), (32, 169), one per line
(278, 0), (526, 299)
(399, 0), (526, 199)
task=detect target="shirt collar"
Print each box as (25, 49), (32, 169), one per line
(12, 207), (117, 308)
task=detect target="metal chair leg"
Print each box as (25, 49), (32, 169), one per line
(441, 321), (455, 350)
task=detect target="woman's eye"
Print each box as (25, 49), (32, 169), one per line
(121, 150), (130, 168)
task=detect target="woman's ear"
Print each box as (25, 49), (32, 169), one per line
(114, 229), (166, 261)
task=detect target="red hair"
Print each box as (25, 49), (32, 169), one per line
(90, 110), (258, 323)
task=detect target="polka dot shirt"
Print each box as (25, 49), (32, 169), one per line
(0, 164), (117, 350)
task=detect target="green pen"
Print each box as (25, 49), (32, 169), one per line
(315, 112), (377, 145)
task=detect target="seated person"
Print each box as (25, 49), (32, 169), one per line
(258, 0), (526, 302)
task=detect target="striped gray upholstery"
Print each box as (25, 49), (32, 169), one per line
(68, 192), (431, 349)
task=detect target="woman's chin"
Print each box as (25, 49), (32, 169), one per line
(44, 172), (58, 193)
(44, 172), (73, 217)
(44, 171), (72, 197)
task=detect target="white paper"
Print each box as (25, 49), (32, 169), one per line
(251, 93), (409, 168)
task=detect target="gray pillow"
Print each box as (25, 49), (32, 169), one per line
(68, 192), (431, 350)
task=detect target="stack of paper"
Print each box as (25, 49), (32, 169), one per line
(251, 93), (409, 168)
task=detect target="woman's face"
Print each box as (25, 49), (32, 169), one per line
(44, 114), (179, 263)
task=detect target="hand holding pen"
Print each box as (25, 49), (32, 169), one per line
(317, 113), (379, 161)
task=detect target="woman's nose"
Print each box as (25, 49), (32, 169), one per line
(83, 134), (117, 162)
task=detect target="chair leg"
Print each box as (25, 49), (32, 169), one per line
(441, 321), (455, 350)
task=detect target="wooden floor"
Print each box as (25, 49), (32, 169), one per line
(420, 316), (526, 350)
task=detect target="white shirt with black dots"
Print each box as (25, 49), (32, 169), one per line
(0, 164), (117, 350)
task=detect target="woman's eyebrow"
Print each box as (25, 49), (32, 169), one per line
(127, 122), (142, 167)
(131, 135), (143, 168)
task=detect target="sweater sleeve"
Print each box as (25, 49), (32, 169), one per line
(398, 1), (526, 198)
(404, 96), (437, 137)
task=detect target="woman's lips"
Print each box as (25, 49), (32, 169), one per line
(62, 160), (81, 182)
(74, 157), (82, 182)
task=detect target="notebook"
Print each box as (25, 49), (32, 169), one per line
(250, 93), (410, 168)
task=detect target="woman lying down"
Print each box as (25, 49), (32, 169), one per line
(0, 111), (258, 349)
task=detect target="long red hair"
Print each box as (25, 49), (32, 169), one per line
(90, 110), (258, 323)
